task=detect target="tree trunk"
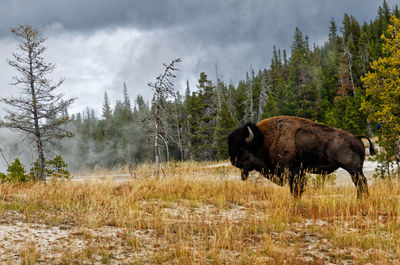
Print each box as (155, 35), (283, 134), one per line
(36, 139), (45, 180)
(29, 45), (45, 181)
(257, 74), (270, 122)
(159, 134), (170, 163)
(248, 80), (254, 121)
(155, 108), (159, 178)
(344, 45), (355, 95)
(185, 119), (193, 160)
(174, 99), (184, 161)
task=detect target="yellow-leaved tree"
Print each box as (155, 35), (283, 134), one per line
(361, 16), (400, 177)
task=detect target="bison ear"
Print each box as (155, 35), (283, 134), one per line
(245, 126), (254, 143)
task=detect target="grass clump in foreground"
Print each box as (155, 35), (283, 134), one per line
(0, 161), (399, 264)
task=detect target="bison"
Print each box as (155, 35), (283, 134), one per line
(228, 116), (376, 198)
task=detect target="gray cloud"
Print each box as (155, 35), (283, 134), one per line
(0, 0), (397, 115)
(1, 1), (394, 38)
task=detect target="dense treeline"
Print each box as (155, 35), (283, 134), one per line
(60, 1), (399, 170)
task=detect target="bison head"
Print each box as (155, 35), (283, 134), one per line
(228, 122), (264, 180)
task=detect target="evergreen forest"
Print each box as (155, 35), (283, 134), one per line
(59, 1), (400, 171)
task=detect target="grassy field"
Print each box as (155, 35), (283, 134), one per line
(0, 161), (399, 264)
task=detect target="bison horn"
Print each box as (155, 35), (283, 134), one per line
(245, 126), (254, 143)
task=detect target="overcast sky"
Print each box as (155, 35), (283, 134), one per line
(0, 0), (396, 115)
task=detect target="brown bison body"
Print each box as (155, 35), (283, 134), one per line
(228, 116), (376, 198)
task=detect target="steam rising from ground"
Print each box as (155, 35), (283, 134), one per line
(0, 128), (34, 172)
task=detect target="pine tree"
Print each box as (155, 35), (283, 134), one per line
(122, 82), (133, 122)
(231, 81), (248, 124)
(263, 47), (286, 117)
(189, 73), (217, 160)
(1, 25), (76, 180)
(133, 95), (152, 162)
(102, 92), (112, 120)
(394, 5), (400, 18)
(325, 13), (368, 134)
(381, 0), (392, 23)
(288, 27), (321, 119)
(100, 91), (114, 158)
(328, 18), (339, 49)
(122, 82), (131, 111)
(183, 80), (193, 160)
(215, 98), (236, 160)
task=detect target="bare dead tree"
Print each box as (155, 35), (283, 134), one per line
(248, 83), (254, 122)
(359, 44), (369, 74)
(257, 72), (271, 122)
(227, 85), (239, 125)
(244, 71), (255, 122)
(148, 58), (181, 177)
(215, 64), (222, 112)
(1, 25), (76, 180)
(343, 43), (355, 94)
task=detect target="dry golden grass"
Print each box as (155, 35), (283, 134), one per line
(0, 161), (399, 264)
(19, 242), (41, 265)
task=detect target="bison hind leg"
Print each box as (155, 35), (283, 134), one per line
(349, 170), (369, 199)
(356, 171), (369, 199)
(339, 153), (369, 198)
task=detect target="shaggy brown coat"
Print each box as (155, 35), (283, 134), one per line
(228, 116), (375, 198)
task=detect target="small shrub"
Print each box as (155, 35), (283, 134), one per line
(0, 172), (7, 182)
(1, 158), (30, 182)
(29, 155), (71, 180)
(46, 155), (71, 179)
(28, 160), (42, 179)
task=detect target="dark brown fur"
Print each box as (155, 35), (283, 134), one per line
(228, 116), (376, 198)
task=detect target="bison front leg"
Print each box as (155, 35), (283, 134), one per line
(289, 169), (307, 198)
(241, 169), (249, 180)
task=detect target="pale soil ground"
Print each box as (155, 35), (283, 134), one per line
(0, 200), (394, 264)
(0, 159), (392, 264)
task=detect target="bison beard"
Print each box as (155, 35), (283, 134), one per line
(228, 116), (376, 199)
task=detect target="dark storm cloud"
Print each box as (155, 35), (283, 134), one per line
(0, 0), (208, 36)
(0, 0), (397, 114)
(1, 0), (394, 39)
(1, 0), (396, 59)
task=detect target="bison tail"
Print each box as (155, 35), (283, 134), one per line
(356, 135), (376, 156)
